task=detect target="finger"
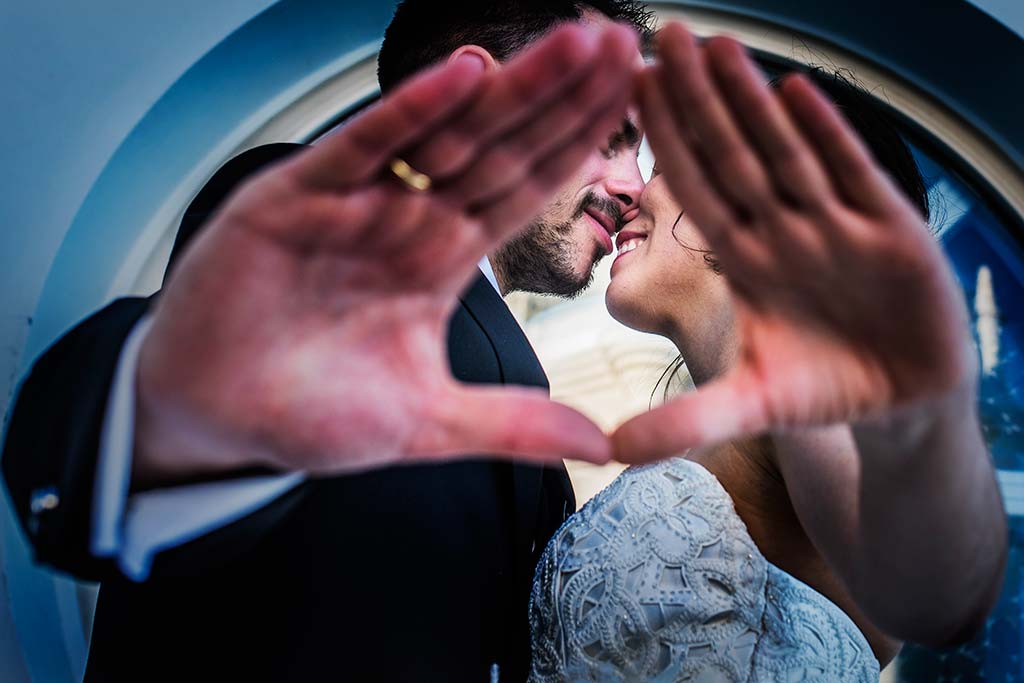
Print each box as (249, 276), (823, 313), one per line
(637, 65), (734, 242)
(360, 187), (435, 253)
(410, 385), (613, 465)
(611, 372), (766, 464)
(410, 75), (632, 290)
(703, 37), (836, 213)
(655, 22), (774, 219)
(292, 53), (487, 189)
(701, 223), (778, 292)
(469, 69), (633, 242)
(778, 73), (900, 215)
(373, 199), (490, 296)
(241, 179), (391, 249)
(315, 24), (636, 282)
(639, 66), (777, 289)
(439, 25), (638, 208)
(405, 24), (622, 180)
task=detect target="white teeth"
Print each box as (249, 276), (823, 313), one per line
(617, 237), (645, 254)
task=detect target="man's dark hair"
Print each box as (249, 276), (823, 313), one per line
(378, 0), (654, 94)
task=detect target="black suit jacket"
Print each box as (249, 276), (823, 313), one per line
(2, 144), (575, 682)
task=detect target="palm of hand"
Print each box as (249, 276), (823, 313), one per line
(614, 24), (976, 461)
(731, 203), (972, 427)
(168, 208), (464, 467)
(134, 24), (641, 480)
(140, 174), (470, 475)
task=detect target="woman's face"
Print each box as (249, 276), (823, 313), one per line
(605, 172), (734, 349)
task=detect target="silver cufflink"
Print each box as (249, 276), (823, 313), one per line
(29, 487), (60, 515)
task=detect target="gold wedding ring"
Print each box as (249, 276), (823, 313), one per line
(388, 157), (432, 193)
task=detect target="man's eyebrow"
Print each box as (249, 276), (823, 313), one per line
(607, 119), (642, 149)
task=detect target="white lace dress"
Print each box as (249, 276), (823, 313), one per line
(528, 458), (879, 682)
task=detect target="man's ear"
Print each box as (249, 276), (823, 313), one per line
(447, 45), (500, 72)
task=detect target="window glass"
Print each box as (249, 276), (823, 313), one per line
(895, 141), (1023, 682)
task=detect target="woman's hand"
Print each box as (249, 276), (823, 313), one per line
(613, 22), (977, 462)
(615, 26), (1007, 644)
(134, 23), (640, 485)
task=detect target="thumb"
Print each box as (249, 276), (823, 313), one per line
(611, 372), (766, 464)
(411, 384), (612, 466)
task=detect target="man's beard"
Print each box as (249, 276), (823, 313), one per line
(493, 192), (622, 298)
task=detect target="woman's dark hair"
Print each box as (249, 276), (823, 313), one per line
(656, 66), (931, 403)
(378, 0), (654, 94)
(790, 67), (929, 221)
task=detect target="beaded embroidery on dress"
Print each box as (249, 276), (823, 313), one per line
(528, 458), (879, 682)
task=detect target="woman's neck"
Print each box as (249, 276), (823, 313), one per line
(664, 309), (738, 388)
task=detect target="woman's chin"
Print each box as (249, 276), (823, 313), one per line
(605, 280), (655, 333)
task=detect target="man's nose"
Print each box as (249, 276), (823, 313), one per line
(605, 160), (645, 222)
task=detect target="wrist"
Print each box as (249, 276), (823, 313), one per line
(131, 385), (274, 491)
(853, 378), (979, 467)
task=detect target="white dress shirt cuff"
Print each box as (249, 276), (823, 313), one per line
(90, 314), (304, 581)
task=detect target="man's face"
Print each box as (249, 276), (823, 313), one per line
(493, 112), (646, 297)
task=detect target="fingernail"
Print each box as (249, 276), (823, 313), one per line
(453, 52), (487, 73)
(570, 21), (602, 46)
(580, 435), (613, 464)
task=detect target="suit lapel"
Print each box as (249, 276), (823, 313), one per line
(459, 272), (549, 560)
(459, 274), (548, 390)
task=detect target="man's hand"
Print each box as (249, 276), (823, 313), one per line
(614, 22), (978, 462)
(134, 24), (640, 485)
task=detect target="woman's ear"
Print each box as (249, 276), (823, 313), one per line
(447, 45), (500, 72)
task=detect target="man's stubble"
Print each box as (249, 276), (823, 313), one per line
(493, 192), (622, 298)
